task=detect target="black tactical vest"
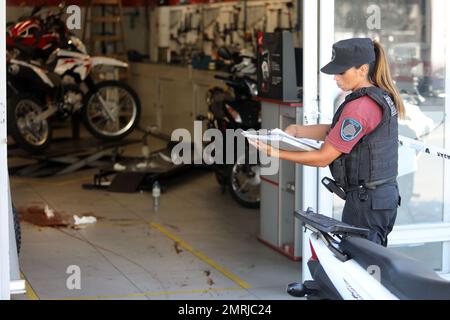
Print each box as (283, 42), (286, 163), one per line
(329, 86), (398, 190)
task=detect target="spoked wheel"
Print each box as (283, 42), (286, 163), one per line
(7, 94), (51, 154)
(83, 81), (141, 141)
(228, 159), (261, 209)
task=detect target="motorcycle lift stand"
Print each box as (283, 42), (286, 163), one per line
(8, 137), (141, 178)
(80, 144), (196, 193)
(80, 126), (201, 193)
(9, 124), (201, 192)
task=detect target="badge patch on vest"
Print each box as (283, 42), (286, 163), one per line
(340, 118), (363, 142)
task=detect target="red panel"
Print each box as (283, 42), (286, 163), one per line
(167, 0), (209, 4)
(153, 0), (237, 5)
(254, 96), (303, 107)
(6, 0), (239, 6)
(257, 237), (302, 262)
(6, 0), (158, 7)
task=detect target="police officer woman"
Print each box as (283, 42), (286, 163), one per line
(249, 38), (404, 246)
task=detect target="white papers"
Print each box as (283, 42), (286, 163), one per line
(73, 215), (97, 225)
(44, 205), (55, 219)
(242, 128), (322, 152)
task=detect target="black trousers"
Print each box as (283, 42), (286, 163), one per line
(342, 183), (400, 247)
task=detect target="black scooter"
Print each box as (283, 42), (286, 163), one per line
(199, 48), (261, 208)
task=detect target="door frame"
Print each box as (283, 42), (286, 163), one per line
(1, 0), (11, 300)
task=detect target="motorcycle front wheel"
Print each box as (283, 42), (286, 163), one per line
(7, 94), (52, 154)
(228, 162), (261, 209)
(83, 81), (141, 141)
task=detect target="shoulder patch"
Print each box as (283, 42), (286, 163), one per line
(340, 118), (363, 142)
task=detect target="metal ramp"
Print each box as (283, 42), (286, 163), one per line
(8, 138), (141, 178)
(82, 143), (197, 193)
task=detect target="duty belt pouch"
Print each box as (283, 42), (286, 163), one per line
(330, 157), (348, 188)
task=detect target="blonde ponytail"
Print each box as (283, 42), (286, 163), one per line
(371, 41), (406, 119)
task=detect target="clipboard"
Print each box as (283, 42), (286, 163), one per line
(242, 128), (322, 152)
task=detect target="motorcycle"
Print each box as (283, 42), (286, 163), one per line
(200, 47), (261, 208)
(7, 47), (141, 153)
(6, 2), (86, 62)
(287, 208), (450, 300)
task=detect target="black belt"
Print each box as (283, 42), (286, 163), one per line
(346, 177), (397, 192)
(322, 177), (397, 201)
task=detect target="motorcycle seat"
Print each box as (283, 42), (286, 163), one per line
(340, 236), (450, 300)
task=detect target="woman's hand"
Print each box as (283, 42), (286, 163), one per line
(248, 138), (342, 167)
(284, 125), (300, 137)
(247, 139), (281, 158)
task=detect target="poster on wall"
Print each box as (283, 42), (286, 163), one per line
(257, 32), (298, 102)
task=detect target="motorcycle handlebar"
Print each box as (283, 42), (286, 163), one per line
(214, 75), (231, 81)
(214, 74), (243, 85)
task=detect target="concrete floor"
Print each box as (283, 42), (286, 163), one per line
(9, 143), (301, 300)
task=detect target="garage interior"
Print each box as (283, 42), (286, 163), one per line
(4, 0), (303, 300)
(3, 0), (450, 301)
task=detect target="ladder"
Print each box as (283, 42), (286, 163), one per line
(83, 0), (128, 61)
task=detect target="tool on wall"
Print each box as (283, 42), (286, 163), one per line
(274, 1), (295, 32)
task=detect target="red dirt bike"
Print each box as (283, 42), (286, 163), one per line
(6, 2), (86, 61)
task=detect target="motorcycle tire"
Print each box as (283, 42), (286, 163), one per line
(7, 93), (52, 154)
(227, 163), (261, 209)
(83, 80), (141, 141)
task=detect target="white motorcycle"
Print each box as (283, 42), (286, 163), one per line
(7, 45), (141, 153)
(287, 208), (450, 300)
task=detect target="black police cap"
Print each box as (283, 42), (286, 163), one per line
(321, 38), (376, 75)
